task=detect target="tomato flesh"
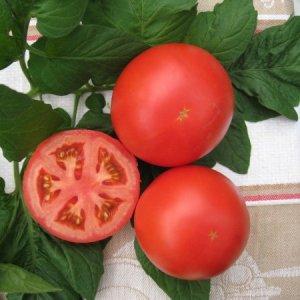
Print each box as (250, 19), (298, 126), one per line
(112, 43), (234, 167)
(23, 130), (140, 243)
(134, 166), (250, 280)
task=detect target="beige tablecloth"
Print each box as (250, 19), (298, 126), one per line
(0, 1), (299, 299)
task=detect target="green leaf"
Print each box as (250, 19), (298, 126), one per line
(137, 161), (166, 193)
(0, 0), (33, 69)
(138, 160), (155, 193)
(28, 25), (147, 95)
(135, 240), (210, 300)
(0, 85), (64, 161)
(91, 71), (118, 88)
(6, 294), (25, 300)
(76, 93), (113, 133)
(38, 235), (104, 300)
(211, 112), (251, 174)
(99, 237), (111, 250)
(150, 166), (166, 178)
(0, 178), (18, 245)
(3, 0), (34, 20)
(28, 39), (91, 96)
(83, 0), (197, 46)
(0, 20), (21, 69)
(85, 93), (106, 112)
(230, 17), (300, 120)
(33, 0), (88, 38)
(235, 89), (279, 122)
(0, 193), (104, 300)
(0, 263), (60, 294)
(185, 0), (257, 67)
(54, 108), (72, 130)
(194, 154), (216, 168)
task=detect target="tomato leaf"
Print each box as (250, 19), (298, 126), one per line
(85, 93), (106, 112)
(0, 193), (104, 300)
(150, 166), (166, 178)
(0, 178), (18, 246)
(0, 0), (33, 69)
(138, 161), (167, 193)
(28, 25), (147, 95)
(138, 160), (155, 193)
(38, 235), (104, 300)
(185, 0), (257, 67)
(230, 17), (300, 120)
(0, 0), (22, 69)
(0, 263), (60, 294)
(194, 154), (216, 168)
(77, 93), (113, 133)
(83, 0), (197, 46)
(54, 108), (72, 130)
(28, 38), (91, 96)
(235, 89), (279, 122)
(32, 0), (88, 38)
(211, 112), (251, 174)
(0, 85), (64, 161)
(135, 239), (210, 300)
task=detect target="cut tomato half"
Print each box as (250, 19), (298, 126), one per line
(23, 130), (140, 243)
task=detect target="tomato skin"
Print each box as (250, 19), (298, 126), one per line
(23, 130), (140, 243)
(134, 166), (249, 280)
(112, 43), (234, 167)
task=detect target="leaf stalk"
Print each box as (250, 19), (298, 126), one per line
(13, 161), (21, 193)
(71, 93), (81, 128)
(19, 56), (33, 88)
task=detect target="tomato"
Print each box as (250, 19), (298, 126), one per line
(111, 43), (234, 167)
(134, 166), (249, 280)
(23, 130), (140, 243)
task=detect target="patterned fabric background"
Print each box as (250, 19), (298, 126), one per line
(0, 1), (299, 299)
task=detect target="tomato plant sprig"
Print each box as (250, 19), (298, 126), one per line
(0, 0), (299, 299)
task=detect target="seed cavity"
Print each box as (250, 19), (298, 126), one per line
(52, 143), (84, 180)
(37, 169), (60, 205)
(44, 194), (50, 202)
(96, 147), (126, 185)
(56, 197), (85, 230)
(95, 194), (123, 224)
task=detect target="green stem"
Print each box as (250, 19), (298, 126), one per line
(85, 82), (94, 90)
(13, 161), (21, 193)
(71, 93), (81, 128)
(79, 83), (115, 94)
(27, 87), (40, 98)
(71, 81), (115, 127)
(19, 56), (33, 87)
(98, 83), (115, 90)
(91, 83), (115, 91)
(25, 44), (48, 58)
(77, 86), (91, 94)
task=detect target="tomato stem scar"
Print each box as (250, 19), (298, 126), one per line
(177, 108), (190, 121)
(209, 230), (218, 241)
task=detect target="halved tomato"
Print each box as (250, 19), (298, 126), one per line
(23, 130), (140, 243)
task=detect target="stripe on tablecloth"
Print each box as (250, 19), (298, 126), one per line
(240, 183), (300, 204)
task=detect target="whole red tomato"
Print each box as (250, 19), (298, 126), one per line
(112, 43), (234, 167)
(134, 166), (249, 280)
(23, 130), (140, 243)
